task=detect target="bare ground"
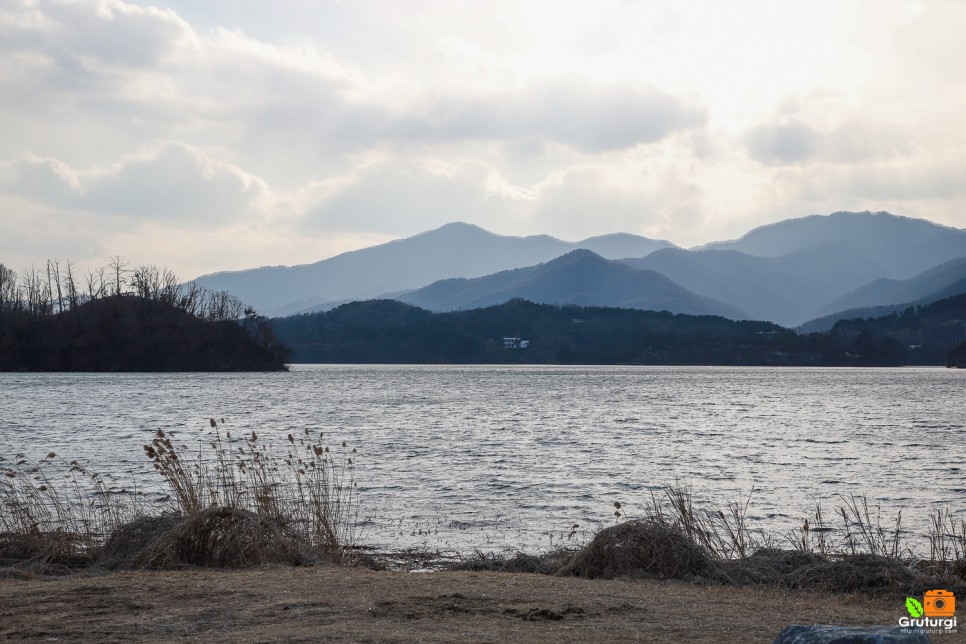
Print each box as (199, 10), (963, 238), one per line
(0, 566), (953, 643)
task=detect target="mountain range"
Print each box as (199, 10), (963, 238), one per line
(398, 249), (744, 318)
(195, 211), (966, 327)
(195, 223), (675, 316)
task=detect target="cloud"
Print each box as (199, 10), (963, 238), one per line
(1, 0), (965, 280)
(743, 119), (915, 166)
(394, 80), (706, 152)
(0, 2), (704, 158)
(743, 121), (820, 165)
(0, 0), (191, 67)
(4, 142), (269, 222)
(526, 159), (706, 240)
(299, 157), (500, 235)
(800, 154), (966, 202)
(297, 147), (706, 242)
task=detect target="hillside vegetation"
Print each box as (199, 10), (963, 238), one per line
(0, 260), (289, 371)
(271, 296), (966, 366)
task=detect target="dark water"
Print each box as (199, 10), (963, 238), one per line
(1, 365), (963, 553)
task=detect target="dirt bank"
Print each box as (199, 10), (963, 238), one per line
(0, 566), (942, 643)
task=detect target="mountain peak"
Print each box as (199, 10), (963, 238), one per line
(434, 221), (489, 233)
(405, 221), (494, 241)
(697, 210), (965, 264)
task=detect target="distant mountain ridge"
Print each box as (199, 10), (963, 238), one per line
(698, 210), (966, 279)
(797, 256), (966, 333)
(196, 222), (675, 316)
(398, 249), (746, 318)
(621, 246), (884, 327)
(817, 256), (966, 317)
(197, 211), (966, 326)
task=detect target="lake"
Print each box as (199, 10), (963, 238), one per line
(1, 365), (963, 555)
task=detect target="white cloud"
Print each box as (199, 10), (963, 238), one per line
(299, 157), (500, 235)
(744, 119), (915, 166)
(1, 0), (965, 278)
(393, 79), (706, 152)
(4, 142), (269, 222)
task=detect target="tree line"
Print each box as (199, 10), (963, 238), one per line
(0, 257), (291, 371)
(0, 257), (249, 323)
(271, 296), (966, 366)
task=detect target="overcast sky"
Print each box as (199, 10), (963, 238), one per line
(2, 0), (965, 279)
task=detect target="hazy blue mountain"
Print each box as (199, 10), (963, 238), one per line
(398, 249), (746, 318)
(698, 211), (966, 279)
(798, 273), (966, 333)
(573, 233), (674, 259)
(622, 244), (895, 327)
(817, 256), (966, 316)
(195, 222), (675, 315)
(196, 211), (966, 323)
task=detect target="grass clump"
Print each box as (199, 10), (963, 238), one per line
(142, 419), (359, 562)
(106, 507), (309, 569)
(1, 418), (361, 572)
(458, 483), (965, 597)
(785, 553), (917, 593)
(0, 452), (135, 571)
(561, 520), (712, 580)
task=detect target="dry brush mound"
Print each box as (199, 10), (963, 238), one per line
(100, 508), (311, 569)
(562, 520), (713, 580)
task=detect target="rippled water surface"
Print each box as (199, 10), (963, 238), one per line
(2, 366), (963, 553)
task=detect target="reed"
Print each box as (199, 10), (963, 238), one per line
(643, 484), (766, 560)
(142, 419), (359, 561)
(2, 418), (359, 569)
(927, 507), (966, 576)
(834, 493), (905, 559)
(0, 452), (139, 566)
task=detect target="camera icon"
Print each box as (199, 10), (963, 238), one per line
(924, 589), (956, 617)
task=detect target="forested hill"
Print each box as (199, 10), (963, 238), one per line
(265, 300), (804, 365)
(0, 296), (290, 371)
(272, 296), (966, 366)
(272, 299), (788, 364)
(827, 293), (966, 365)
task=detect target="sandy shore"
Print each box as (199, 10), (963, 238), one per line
(0, 566), (941, 643)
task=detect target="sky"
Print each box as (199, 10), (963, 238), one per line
(2, 0), (966, 280)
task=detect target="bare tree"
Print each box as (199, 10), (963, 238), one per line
(178, 281), (202, 316)
(158, 268), (181, 306)
(63, 259), (79, 310)
(131, 264), (161, 299)
(108, 255), (129, 296)
(24, 266), (51, 316)
(88, 266), (109, 300)
(0, 263), (17, 312)
(48, 259), (64, 314)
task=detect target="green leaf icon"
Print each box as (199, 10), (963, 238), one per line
(906, 597), (924, 618)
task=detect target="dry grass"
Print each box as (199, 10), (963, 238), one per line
(0, 452), (137, 570)
(561, 520), (712, 580)
(0, 566), (933, 643)
(928, 507), (966, 578)
(143, 419), (359, 561)
(449, 484), (964, 599)
(1, 419), (359, 571)
(101, 508), (310, 569)
(3, 431), (965, 598)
